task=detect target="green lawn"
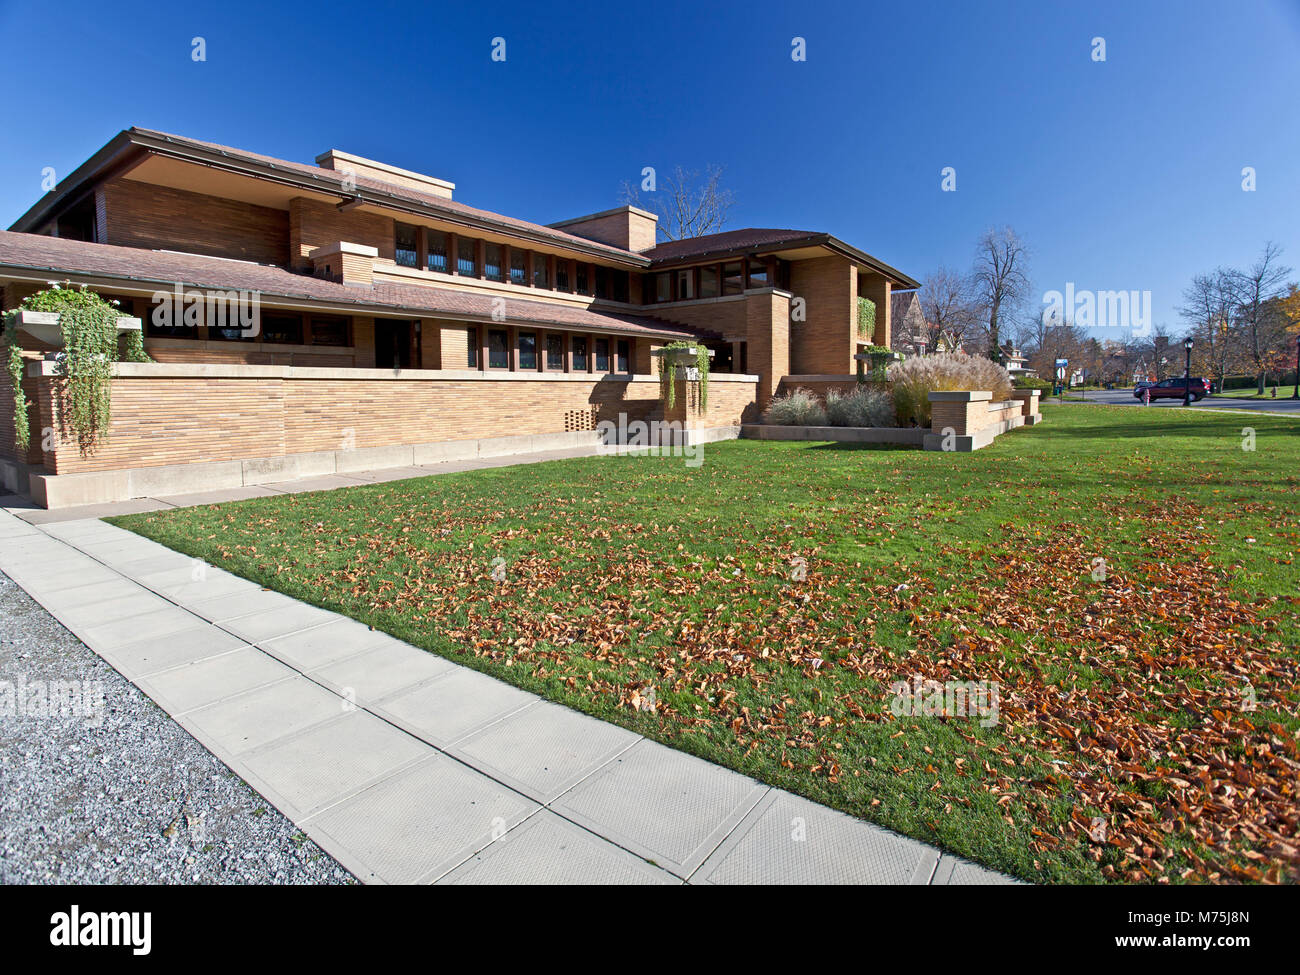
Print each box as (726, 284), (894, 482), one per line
(110, 405), (1300, 884)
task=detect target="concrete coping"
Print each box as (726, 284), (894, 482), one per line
(928, 390), (993, 402)
(309, 241), (381, 259)
(27, 360), (760, 383)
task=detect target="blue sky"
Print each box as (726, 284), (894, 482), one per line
(1, 0), (1296, 337)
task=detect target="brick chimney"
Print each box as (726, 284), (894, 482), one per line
(548, 206), (659, 253)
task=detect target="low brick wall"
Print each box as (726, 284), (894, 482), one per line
(14, 362), (761, 506)
(925, 390), (1039, 451)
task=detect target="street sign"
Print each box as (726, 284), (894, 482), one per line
(1055, 358), (1068, 368)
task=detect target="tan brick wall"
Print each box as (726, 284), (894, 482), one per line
(437, 325), (476, 369)
(859, 273), (892, 348)
(32, 370), (757, 475)
(289, 197), (395, 272)
(788, 256), (856, 375)
(102, 178), (289, 266)
(660, 375), (761, 428)
(745, 291), (790, 406)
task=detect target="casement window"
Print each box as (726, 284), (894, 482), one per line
(572, 336), (588, 371)
(395, 223), (419, 268)
(747, 258), (769, 289)
(484, 243), (504, 282)
(465, 325), (479, 368)
(262, 313), (304, 345)
(722, 261), (744, 295)
(654, 273), (672, 303)
(594, 337), (610, 372)
(555, 260), (570, 293)
(510, 248), (528, 285)
(457, 237), (478, 277)
(616, 339), (630, 373)
(532, 255), (549, 289)
(518, 330), (538, 370)
(488, 328), (510, 369)
(699, 266), (720, 298)
(425, 230), (448, 273)
(676, 269), (695, 301)
(594, 267), (629, 302)
(546, 334), (565, 370)
(576, 263), (589, 295)
(310, 316), (350, 346)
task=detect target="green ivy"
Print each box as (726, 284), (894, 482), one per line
(1, 319), (28, 452)
(856, 296), (876, 337)
(6, 283), (151, 456)
(656, 340), (710, 412)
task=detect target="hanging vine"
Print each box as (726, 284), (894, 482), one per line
(656, 340), (710, 412)
(5, 283), (150, 456)
(1, 319), (28, 452)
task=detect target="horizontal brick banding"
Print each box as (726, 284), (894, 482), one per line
(31, 367), (760, 475)
(103, 179), (289, 266)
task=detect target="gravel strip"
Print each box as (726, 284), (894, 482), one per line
(0, 569), (353, 884)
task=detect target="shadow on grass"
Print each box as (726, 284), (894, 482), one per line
(805, 441), (918, 452)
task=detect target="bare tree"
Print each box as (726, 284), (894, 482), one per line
(1227, 243), (1292, 394)
(917, 266), (980, 351)
(619, 164), (734, 242)
(1180, 269), (1242, 392)
(971, 227), (1031, 361)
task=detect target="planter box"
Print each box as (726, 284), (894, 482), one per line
(652, 346), (715, 366)
(13, 309), (142, 348)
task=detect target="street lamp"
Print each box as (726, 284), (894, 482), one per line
(1183, 338), (1193, 407)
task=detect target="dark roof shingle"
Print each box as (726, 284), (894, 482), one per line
(0, 231), (694, 339)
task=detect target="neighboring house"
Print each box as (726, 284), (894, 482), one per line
(890, 291), (929, 355)
(0, 128), (918, 506)
(998, 342), (1036, 380)
(933, 330), (966, 354)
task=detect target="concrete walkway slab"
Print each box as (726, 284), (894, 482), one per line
(550, 739), (769, 879)
(454, 700), (639, 804)
(691, 789), (939, 885)
(932, 853), (1019, 885)
(239, 710), (430, 821)
(311, 641), (456, 704)
(154, 485), (283, 506)
(181, 676), (342, 754)
(223, 605), (340, 643)
(257, 616), (395, 671)
(139, 646), (290, 713)
(105, 622), (249, 677)
(305, 754), (540, 885)
(377, 667), (538, 748)
(440, 809), (679, 886)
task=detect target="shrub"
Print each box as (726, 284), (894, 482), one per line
(764, 387), (827, 426)
(888, 353), (1014, 427)
(1014, 375), (1051, 391)
(825, 385), (896, 427)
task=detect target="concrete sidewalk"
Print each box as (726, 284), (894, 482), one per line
(0, 486), (1014, 884)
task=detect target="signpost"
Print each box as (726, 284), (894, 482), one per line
(1054, 358), (1068, 399)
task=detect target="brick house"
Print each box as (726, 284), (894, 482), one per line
(0, 128), (918, 506)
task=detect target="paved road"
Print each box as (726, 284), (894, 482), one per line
(1052, 388), (1300, 415)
